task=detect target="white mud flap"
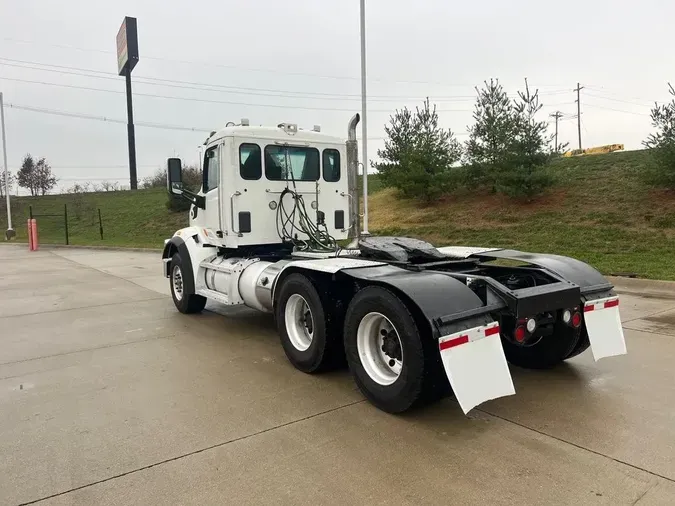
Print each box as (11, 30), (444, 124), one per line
(584, 296), (627, 360)
(438, 322), (515, 414)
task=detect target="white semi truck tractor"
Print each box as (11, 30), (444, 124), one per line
(162, 115), (627, 414)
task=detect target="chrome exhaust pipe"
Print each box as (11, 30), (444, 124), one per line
(346, 113), (361, 247)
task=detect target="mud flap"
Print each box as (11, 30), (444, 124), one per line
(438, 322), (515, 414)
(584, 296), (627, 360)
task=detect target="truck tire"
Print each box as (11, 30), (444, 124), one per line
(275, 273), (339, 373)
(501, 322), (580, 370)
(343, 286), (446, 413)
(564, 327), (590, 360)
(170, 253), (207, 314)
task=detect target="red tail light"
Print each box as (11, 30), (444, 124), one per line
(571, 312), (582, 328)
(514, 326), (526, 343)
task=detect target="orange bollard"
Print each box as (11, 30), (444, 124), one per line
(27, 218), (38, 251)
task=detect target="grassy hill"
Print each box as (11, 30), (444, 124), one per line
(0, 188), (187, 248)
(2, 149), (674, 279)
(369, 150), (675, 279)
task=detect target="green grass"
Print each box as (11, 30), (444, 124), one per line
(0, 188), (186, 248)
(2, 150), (674, 280)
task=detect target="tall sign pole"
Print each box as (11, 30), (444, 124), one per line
(116, 17), (140, 190)
(359, 0), (369, 235)
(0, 92), (14, 240)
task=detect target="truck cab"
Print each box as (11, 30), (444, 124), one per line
(176, 121), (350, 249)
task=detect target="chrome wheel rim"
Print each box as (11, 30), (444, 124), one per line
(172, 264), (184, 301)
(285, 294), (314, 351)
(357, 312), (403, 386)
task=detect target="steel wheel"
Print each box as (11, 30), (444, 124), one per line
(357, 312), (403, 386)
(284, 293), (314, 352)
(172, 264), (184, 302)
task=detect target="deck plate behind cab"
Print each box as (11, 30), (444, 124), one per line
(436, 246), (502, 259)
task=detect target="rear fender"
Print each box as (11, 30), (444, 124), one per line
(341, 264), (494, 339)
(475, 249), (612, 293)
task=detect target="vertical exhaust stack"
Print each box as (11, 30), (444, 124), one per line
(346, 113), (361, 248)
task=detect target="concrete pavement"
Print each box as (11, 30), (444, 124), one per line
(1, 244), (674, 505)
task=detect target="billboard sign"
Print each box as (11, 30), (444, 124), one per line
(116, 16), (139, 76)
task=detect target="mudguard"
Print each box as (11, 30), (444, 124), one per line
(341, 264), (495, 337)
(439, 322), (515, 413)
(161, 227), (216, 288)
(474, 249), (612, 294)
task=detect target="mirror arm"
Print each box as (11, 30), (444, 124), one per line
(176, 188), (205, 209)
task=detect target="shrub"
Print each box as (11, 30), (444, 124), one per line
(643, 83), (675, 189)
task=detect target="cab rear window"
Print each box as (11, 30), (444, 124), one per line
(264, 145), (319, 181)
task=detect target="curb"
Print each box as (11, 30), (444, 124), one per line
(607, 276), (675, 296)
(0, 242), (162, 253)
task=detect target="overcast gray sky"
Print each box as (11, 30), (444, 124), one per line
(0, 0), (673, 192)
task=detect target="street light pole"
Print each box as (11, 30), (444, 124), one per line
(0, 92), (14, 240)
(359, 0), (369, 235)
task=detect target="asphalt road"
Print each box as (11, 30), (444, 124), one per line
(1, 244), (675, 505)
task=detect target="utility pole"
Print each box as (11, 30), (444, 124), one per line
(359, 0), (369, 235)
(574, 82), (584, 151)
(549, 111), (563, 152)
(0, 92), (14, 240)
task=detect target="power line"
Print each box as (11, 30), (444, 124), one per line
(584, 91), (653, 108)
(0, 58), (572, 104)
(50, 165), (157, 169)
(585, 85), (670, 105)
(0, 75), (475, 113)
(3, 103), (215, 132)
(0, 58), (484, 103)
(1, 36), (574, 89)
(583, 103), (650, 116)
(2, 102), (402, 141)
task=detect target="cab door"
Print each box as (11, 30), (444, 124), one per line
(201, 144), (222, 234)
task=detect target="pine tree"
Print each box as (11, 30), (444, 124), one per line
(464, 79), (517, 188)
(496, 79), (554, 200)
(643, 83), (675, 189)
(374, 98), (461, 201)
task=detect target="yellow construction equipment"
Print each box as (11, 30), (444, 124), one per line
(563, 144), (624, 157)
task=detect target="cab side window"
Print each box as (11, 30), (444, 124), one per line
(240, 143), (262, 180)
(203, 146), (220, 193)
(323, 149), (340, 182)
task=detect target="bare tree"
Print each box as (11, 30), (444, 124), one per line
(35, 158), (57, 195)
(17, 154), (58, 196)
(17, 154), (38, 196)
(100, 180), (120, 192)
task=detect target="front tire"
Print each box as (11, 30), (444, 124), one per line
(170, 253), (206, 314)
(275, 273), (339, 373)
(343, 286), (446, 413)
